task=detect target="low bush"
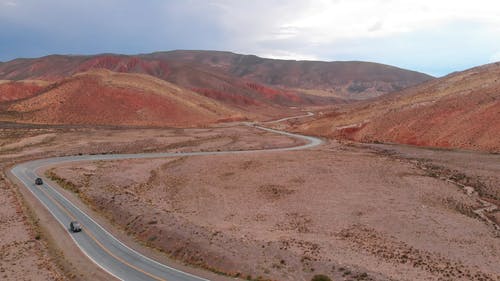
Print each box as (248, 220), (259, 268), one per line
(311, 274), (332, 281)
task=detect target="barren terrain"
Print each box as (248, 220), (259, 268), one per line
(47, 137), (500, 281)
(0, 51), (432, 101)
(2, 118), (499, 281)
(297, 62), (500, 152)
(0, 126), (68, 281)
(0, 80), (49, 103)
(2, 69), (247, 127)
(0, 173), (65, 281)
(0, 122), (303, 281)
(1, 43), (497, 281)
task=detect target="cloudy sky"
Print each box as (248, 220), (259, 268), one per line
(1, 0), (500, 76)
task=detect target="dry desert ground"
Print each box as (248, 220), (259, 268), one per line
(1, 122), (499, 281)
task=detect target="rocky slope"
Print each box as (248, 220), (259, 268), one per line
(0, 80), (49, 103)
(0, 50), (433, 103)
(2, 70), (242, 127)
(298, 62), (500, 152)
(146, 50), (433, 99)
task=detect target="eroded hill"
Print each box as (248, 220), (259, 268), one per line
(2, 70), (243, 127)
(0, 50), (433, 103)
(146, 50), (433, 99)
(297, 62), (500, 152)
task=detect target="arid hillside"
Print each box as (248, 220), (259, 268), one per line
(0, 80), (49, 103)
(0, 50), (433, 102)
(298, 62), (500, 152)
(1, 70), (243, 127)
(146, 50), (434, 99)
(156, 59), (329, 108)
(0, 55), (171, 83)
(0, 54), (334, 108)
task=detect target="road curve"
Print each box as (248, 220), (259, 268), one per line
(11, 122), (323, 281)
(265, 111), (314, 124)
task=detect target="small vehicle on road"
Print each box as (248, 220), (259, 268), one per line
(35, 177), (43, 185)
(70, 221), (82, 232)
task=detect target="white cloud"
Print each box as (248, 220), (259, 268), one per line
(259, 50), (319, 61)
(211, 0), (500, 43)
(2, 0), (500, 75)
(205, 0), (500, 74)
(2, 1), (17, 6)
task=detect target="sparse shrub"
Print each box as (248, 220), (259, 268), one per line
(311, 274), (332, 281)
(347, 82), (368, 93)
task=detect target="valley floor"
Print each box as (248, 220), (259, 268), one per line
(2, 122), (499, 281)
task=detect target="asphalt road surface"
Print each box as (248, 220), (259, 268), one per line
(11, 123), (323, 281)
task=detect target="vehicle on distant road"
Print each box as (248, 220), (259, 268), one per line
(35, 177), (43, 185)
(70, 221), (82, 232)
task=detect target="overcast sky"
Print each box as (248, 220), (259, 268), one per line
(1, 0), (500, 76)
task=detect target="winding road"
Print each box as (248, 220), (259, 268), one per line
(10, 122), (323, 281)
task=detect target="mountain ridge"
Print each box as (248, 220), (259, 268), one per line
(297, 62), (500, 152)
(1, 69), (246, 127)
(0, 50), (433, 100)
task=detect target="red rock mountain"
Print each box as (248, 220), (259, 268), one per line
(2, 70), (243, 127)
(0, 51), (432, 103)
(144, 50), (433, 99)
(298, 62), (500, 152)
(0, 80), (49, 103)
(0, 50), (434, 127)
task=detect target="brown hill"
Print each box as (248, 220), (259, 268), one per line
(2, 70), (243, 127)
(0, 55), (170, 81)
(0, 51), (435, 127)
(0, 55), (88, 81)
(298, 62), (500, 152)
(0, 80), (49, 103)
(159, 60), (331, 111)
(0, 54), (331, 108)
(0, 51), (433, 104)
(145, 50), (433, 99)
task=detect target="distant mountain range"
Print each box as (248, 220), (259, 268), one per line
(4, 50), (498, 152)
(0, 50), (432, 99)
(0, 50), (433, 127)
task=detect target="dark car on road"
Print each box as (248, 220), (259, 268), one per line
(70, 221), (82, 232)
(35, 177), (43, 185)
